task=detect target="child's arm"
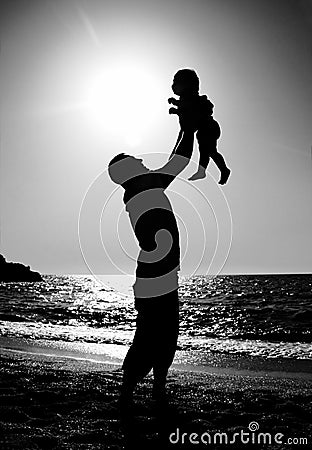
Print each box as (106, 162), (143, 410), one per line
(168, 97), (180, 116)
(168, 97), (179, 106)
(199, 95), (214, 116)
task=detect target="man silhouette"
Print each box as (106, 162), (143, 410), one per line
(108, 117), (195, 410)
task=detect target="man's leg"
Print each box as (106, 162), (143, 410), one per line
(120, 290), (179, 407)
(120, 308), (154, 407)
(151, 290), (179, 402)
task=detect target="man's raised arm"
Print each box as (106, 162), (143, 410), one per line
(157, 129), (195, 182)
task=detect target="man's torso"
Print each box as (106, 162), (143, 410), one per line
(123, 172), (180, 300)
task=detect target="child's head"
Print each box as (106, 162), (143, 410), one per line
(172, 68), (199, 96)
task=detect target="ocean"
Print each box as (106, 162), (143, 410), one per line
(0, 274), (311, 365)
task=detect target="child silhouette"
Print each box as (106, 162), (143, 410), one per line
(169, 68), (231, 184)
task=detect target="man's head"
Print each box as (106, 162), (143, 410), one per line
(172, 68), (199, 96)
(108, 153), (146, 186)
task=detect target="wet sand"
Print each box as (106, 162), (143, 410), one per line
(0, 346), (311, 449)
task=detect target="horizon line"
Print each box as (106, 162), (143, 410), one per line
(41, 272), (312, 276)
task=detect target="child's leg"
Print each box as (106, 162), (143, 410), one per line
(189, 120), (230, 184)
(188, 131), (211, 181)
(209, 149), (231, 185)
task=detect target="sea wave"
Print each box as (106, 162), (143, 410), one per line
(0, 274), (312, 359)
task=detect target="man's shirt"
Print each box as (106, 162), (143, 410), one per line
(122, 131), (194, 301)
(123, 171), (180, 300)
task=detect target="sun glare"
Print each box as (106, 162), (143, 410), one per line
(87, 65), (162, 146)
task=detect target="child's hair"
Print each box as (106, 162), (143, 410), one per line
(173, 68), (199, 93)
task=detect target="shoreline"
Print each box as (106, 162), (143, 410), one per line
(1, 336), (312, 380)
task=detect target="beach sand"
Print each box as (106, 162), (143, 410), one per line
(0, 344), (311, 450)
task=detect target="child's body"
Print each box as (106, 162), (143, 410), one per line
(168, 69), (231, 184)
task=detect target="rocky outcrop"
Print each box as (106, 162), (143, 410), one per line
(0, 254), (42, 282)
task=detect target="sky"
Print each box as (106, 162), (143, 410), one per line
(1, 0), (312, 276)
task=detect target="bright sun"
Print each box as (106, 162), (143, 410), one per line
(87, 64), (162, 147)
